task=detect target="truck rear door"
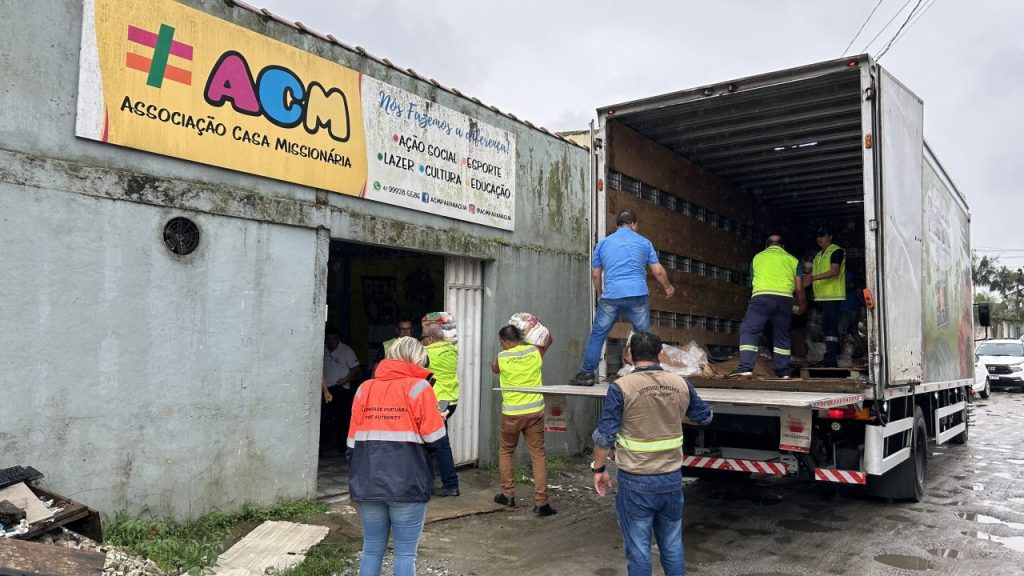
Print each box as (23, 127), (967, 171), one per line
(875, 66), (925, 385)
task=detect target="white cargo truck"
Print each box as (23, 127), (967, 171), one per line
(525, 55), (981, 501)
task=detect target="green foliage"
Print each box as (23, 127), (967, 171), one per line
(972, 252), (1024, 322)
(278, 543), (360, 576)
(104, 500), (329, 575)
(511, 455), (576, 484)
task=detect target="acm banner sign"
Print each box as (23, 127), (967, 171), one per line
(75, 0), (516, 230)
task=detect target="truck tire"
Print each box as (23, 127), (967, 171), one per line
(981, 379), (990, 399)
(866, 407), (927, 502)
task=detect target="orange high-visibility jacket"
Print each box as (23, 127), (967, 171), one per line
(347, 359), (447, 502)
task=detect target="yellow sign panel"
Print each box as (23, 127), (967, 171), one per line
(76, 0), (368, 195)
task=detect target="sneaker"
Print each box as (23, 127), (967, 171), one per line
(433, 487), (460, 497)
(775, 375), (791, 380)
(569, 372), (596, 386)
(493, 493), (516, 507)
(533, 504), (558, 517)
(726, 369), (753, 378)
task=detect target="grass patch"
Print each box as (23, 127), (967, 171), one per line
(512, 455), (578, 484)
(105, 500), (329, 575)
(279, 542), (360, 576)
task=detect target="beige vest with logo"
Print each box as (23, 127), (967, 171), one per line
(615, 370), (691, 475)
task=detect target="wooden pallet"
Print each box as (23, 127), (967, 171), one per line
(798, 366), (866, 380)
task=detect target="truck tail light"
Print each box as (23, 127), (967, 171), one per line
(827, 406), (873, 420)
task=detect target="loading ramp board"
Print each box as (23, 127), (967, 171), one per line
(495, 384), (865, 409)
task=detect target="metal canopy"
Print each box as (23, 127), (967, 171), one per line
(606, 58), (866, 219)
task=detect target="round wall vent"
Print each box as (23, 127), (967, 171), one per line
(163, 217), (200, 255)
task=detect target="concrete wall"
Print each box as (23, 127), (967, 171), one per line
(0, 0), (592, 516)
(0, 186), (324, 517)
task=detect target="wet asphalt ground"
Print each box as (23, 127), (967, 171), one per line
(414, 391), (1024, 575)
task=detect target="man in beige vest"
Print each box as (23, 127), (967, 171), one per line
(591, 331), (713, 576)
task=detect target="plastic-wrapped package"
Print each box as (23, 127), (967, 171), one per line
(617, 337), (708, 377)
(508, 313), (552, 347)
(508, 312), (552, 356)
(422, 311), (458, 344)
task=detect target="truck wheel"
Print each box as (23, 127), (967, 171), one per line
(981, 379), (990, 399)
(866, 407), (927, 502)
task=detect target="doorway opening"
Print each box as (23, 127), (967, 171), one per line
(317, 240), (482, 502)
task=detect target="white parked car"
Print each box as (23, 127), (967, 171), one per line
(973, 354), (990, 399)
(976, 339), (1024, 392)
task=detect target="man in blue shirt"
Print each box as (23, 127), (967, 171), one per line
(570, 210), (675, 386)
(591, 331), (713, 576)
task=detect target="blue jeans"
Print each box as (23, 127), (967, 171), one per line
(581, 296), (651, 373)
(615, 472), (685, 576)
(358, 501), (428, 576)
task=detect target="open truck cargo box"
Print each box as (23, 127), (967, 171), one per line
(533, 55), (974, 498)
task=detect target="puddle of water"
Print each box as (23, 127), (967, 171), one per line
(927, 548), (962, 559)
(994, 472), (1015, 480)
(1007, 459), (1024, 465)
(953, 475), (968, 480)
(779, 519), (840, 533)
(963, 530), (1024, 554)
(956, 511), (1024, 530)
(964, 484), (985, 491)
(874, 554), (934, 571)
(737, 528), (772, 537)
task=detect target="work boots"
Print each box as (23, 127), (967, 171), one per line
(569, 372), (596, 386)
(533, 504), (558, 517)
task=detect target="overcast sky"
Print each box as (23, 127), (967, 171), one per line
(260, 0), (1024, 265)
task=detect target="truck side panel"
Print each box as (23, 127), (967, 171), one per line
(921, 145), (973, 384)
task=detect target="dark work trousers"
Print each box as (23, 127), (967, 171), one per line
(820, 301), (841, 367)
(427, 404), (459, 489)
(738, 295), (794, 377)
(320, 385), (354, 454)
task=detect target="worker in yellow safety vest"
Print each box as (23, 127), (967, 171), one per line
(421, 321), (460, 497)
(802, 227), (846, 367)
(729, 234), (807, 378)
(382, 318), (414, 357)
(490, 325), (556, 516)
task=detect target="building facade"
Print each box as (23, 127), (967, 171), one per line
(0, 0), (593, 518)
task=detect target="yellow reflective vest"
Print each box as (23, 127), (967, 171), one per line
(812, 243), (846, 302)
(751, 246), (798, 298)
(497, 344), (544, 416)
(426, 340), (459, 403)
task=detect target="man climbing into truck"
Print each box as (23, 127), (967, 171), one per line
(570, 210), (675, 386)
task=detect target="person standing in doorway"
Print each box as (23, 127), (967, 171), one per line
(384, 319), (415, 356)
(492, 325), (557, 516)
(802, 228), (846, 368)
(592, 331), (713, 576)
(348, 337), (447, 576)
(421, 320), (460, 497)
(323, 325), (361, 455)
(571, 210), (675, 386)
(729, 234), (806, 378)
